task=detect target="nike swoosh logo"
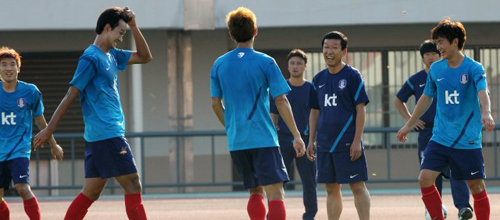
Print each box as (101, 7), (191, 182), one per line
(19, 175), (27, 178)
(318, 84), (325, 88)
(471, 171), (480, 175)
(350, 174), (359, 178)
(419, 84), (426, 87)
(437, 78), (444, 81)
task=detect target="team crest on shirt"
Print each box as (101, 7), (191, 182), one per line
(460, 74), (469, 84)
(238, 52), (245, 58)
(339, 79), (347, 90)
(17, 98), (26, 109)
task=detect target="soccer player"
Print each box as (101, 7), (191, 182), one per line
(0, 46), (64, 220)
(394, 40), (473, 219)
(269, 49), (318, 220)
(307, 31), (371, 220)
(397, 20), (494, 220)
(211, 7), (305, 220)
(33, 7), (152, 220)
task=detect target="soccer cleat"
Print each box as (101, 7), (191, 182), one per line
(458, 207), (473, 220)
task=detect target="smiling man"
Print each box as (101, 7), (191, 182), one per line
(34, 7), (152, 220)
(397, 20), (494, 220)
(0, 47), (63, 220)
(307, 31), (371, 220)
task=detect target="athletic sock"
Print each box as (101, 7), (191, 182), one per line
(247, 194), (266, 220)
(421, 185), (444, 220)
(125, 193), (147, 220)
(64, 193), (94, 220)
(0, 199), (10, 220)
(473, 189), (490, 220)
(268, 200), (286, 220)
(23, 197), (41, 220)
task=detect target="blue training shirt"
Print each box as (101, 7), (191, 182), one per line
(424, 56), (487, 149)
(270, 81), (313, 138)
(396, 69), (437, 124)
(0, 81), (44, 161)
(310, 65), (370, 153)
(70, 45), (132, 142)
(211, 48), (291, 152)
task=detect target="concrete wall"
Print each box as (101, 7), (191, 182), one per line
(2, 0), (499, 30)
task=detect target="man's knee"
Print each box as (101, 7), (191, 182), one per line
(467, 179), (485, 194)
(14, 183), (33, 199)
(325, 183), (341, 195)
(349, 182), (367, 195)
(263, 182), (285, 200)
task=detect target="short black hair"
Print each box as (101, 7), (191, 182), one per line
(321, 31), (348, 50)
(419, 40), (440, 57)
(95, 7), (130, 35)
(431, 19), (467, 50)
(287, 49), (307, 64)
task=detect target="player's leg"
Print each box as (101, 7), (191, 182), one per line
(231, 149), (266, 220)
(317, 152), (342, 220)
(254, 147), (289, 220)
(248, 186), (266, 220)
(0, 188), (8, 220)
(64, 140), (107, 220)
(295, 149), (318, 220)
(450, 147), (489, 220)
(418, 129), (445, 196)
(10, 158), (40, 220)
(325, 183), (342, 220)
(0, 161), (10, 219)
(419, 141), (451, 220)
(115, 173), (147, 220)
(101, 137), (146, 220)
(348, 181), (370, 220)
(263, 182), (286, 220)
(334, 151), (370, 220)
(64, 177), (107, 220)
(467, 179), (488, 220)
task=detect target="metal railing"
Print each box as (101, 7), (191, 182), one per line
(29, 127), (500, 194)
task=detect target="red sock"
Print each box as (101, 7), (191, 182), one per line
(23, 197), (40, 220)
(0, 200), (10, 220)
(421, 185), (444, 220)
(247, 194), (266, 220)
(268, 200), (286, 220)
(125, 193), (147, 220)
(64, 193), (94, 220)
(473, 189), (490, 220)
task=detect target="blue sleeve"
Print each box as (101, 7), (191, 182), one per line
(69, 56), (97, 92)
(210, 63), (223, 97)
(267, 60), (291, 99)
(32, 85), (44, 117)
(310, 79), (320, 109)
(269, 94), (278, 114)
(351, 73), (369, 106)
(396, 79), (415, 102)
(111, 49), (133, 71)
(471, 62), (487, 92)
(423, 67), (437, 98)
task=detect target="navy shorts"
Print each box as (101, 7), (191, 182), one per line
(421, 141), (485, 180)
(317, 151), (368, 184)
(85, 137), (138, 179)
(230, 147), (289, 190)
(0, 157), (30, 189)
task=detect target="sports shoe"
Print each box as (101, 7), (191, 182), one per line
(458, 207), (473, 220)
